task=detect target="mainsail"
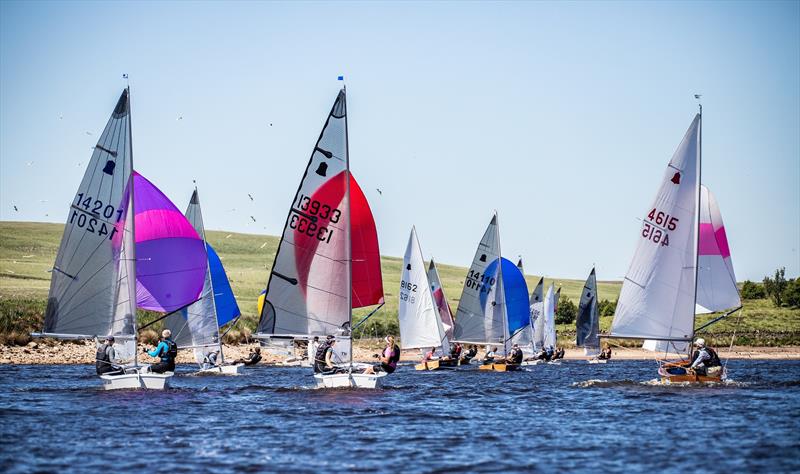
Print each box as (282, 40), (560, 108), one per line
(452, 214), (502, 345)
(428, 259), (454, 339)
(576, 268), (599, 353)
(543, 283), (557, 350)
(256, 89), (383, 342)
(530, 277), (544, 351)
(42, 89), (136, 346)
(610, 114), (701, 342)
(398, 227), (449, 351)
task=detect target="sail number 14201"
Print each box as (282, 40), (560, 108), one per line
(641, 208), (679, 247)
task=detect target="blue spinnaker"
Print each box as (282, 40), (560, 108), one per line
(501, 257), (530, 337)
(207, 243), (240, 327)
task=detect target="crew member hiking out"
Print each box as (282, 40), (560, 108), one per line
(95, 335), (124, 376)
(146, 329), (178, 374)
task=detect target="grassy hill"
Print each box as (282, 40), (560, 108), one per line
(1, 221), (798, 346)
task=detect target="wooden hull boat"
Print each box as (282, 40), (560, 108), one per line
(414, 359), (459, 371)
(658, 360), (724, 383)
(478, 363), (521, 372)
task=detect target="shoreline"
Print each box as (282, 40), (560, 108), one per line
(2, 341), (799, 365)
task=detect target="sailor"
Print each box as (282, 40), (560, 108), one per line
(554, 347), (565, 360)
(449, 342), (462, 360)
(233, 346), (262, 366)
(202, 350), (220, 369)
(598, 346), (612, 360)
(314, 336), (338, 374)
(483, 346), (498, 364)
(363, 336), (400, 375)
(688, 338), (721, 376)
(460, 345), (478, 364)
(422, 347), (438, 362)
(506, 344), (523, 365)
(145, 329), (178, 374)
(95, 335), (124, 376)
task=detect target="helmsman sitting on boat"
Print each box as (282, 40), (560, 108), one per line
(460, 345), (478, 364)
(201, 350), (220, 370)
(688, 338), (722, 376)
(483, 346), (498, 365)
(363, 336), (400, 375)
(233, 346), (262, 366)
(95, 335), (124, 376)
(503, 344), (523, 365)
(145, 330), (178, 374)
(597, 346), (612, 360)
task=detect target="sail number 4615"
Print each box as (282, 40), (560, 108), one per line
(642, 208), (679, 247)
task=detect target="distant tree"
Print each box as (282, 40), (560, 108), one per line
(783, 278), (800, 309)
(555, 296), (577, 324)
(598, 299), (617, 317)
(763, 267), (788, 307)
(740, 280), (766, 300)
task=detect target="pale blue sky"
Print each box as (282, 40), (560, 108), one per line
(1, 1), (798, 281)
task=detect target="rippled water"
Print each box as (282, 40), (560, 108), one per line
(1, 360), (798, 473)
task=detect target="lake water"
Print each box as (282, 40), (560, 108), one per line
(1, 360), (798, 473)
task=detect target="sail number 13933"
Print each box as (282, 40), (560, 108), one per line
(641, 208), (679, 247)
(290, 194), (342, 244)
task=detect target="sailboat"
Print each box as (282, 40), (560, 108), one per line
(521, 276), (545, 366)
(575, 268), (602, 362)
(451, 214), (530, 372)
(253, 89), (386, 389)
(542, 282), (557, 360)
(397, 227), (454, 371)
(164, 187), (244, 375)
(608, 110), (741, 383)
(32, 89), (206, 390)
(509, 258), (535, 360)
(428, 258), (454, 342)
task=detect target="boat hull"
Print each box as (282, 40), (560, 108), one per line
(588, 359), (608, 364)
(521, 359), (544, 366)
(99, 371), (172, 390)
(658, 360), (725, 383)
(414, 359), (459, 371)
(314, 371), (387, 389)
(196, 364), (245, 375)
(478, 363), (521, 372)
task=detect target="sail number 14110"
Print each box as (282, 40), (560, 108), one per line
(641, 208), (679, 247)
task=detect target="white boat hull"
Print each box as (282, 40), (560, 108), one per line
(521, 360), (544, 366)
(588, 359), (608, 364)
(196, 364), (245, 375)
(314, 371), (387, 389)
(99, 371), (172, 390)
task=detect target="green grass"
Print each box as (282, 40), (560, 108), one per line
(1, 221), (798, 345)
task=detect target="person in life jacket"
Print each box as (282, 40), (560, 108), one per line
(422, 347), (438, 363)
(504, 344), (523, 365)
(460, 345), (478, 364)
(95, 335), (124, 376)
(363, 336), (400, 375)
(145, 329), (178, 374)
(233, 346), (262, 366)
(314, 336), (339, 374)
(688, 338), (722, 376)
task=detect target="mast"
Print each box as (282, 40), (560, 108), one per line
(127, 86), (139, 368)
(343, 87), (353, 368)
(494, 211), (508, 356)
(689, 99), (703, 358)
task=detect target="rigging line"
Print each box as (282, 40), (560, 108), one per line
(53, 258), (115, 314)
(722, 307), (744, 373)
(137, 298), (202, 331)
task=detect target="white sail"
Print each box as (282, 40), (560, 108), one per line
(576, 268), (599, 351)
(510, 258), (534, 355)
(543, 283), (557, 350)
(398, 227), (448, 352)
(42, 89), (135, 340)
(427, 259), (454, 339)
(530, 277), (544, 352)
(452, 214), (503, 345)
(644, 184), (740, 353)
(110, 175), (137, 362)
(257, 91), (351, 337)
(164, 189), (221, 366)
(696, 185), (741, 313)
(611, 115), (701, 342)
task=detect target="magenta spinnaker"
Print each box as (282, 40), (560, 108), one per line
(132, 172), (208, 313)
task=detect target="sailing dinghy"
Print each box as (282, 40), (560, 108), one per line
(164, 188), (244, 375)
(607, 111), (741, 383)
(452, 214), (530, 372)
(33, 89), (205, 390)
(575, 268), (603, 362)
(521, 277), (545, 366)
(254, 89), (386, 389)
(398, 228), (456, 371)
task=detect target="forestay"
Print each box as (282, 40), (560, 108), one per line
(398, 227), (449, 351)
(576, 268), (599, 352)
(428, 259), (454, 339)
(43, 89), (136, 343)
(453, 214), (502, 345)
(611, 115), (701, 342)
(257, 90), (383, 339)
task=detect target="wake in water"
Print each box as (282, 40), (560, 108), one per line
(572, 378), (752, 388)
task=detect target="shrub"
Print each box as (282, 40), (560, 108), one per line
(555, 297), (577, 324)
(741, 280), (766, 300)
(783, 278), (800, 309)
(598, 299), (617, 317)
(763, 267), (788, 307)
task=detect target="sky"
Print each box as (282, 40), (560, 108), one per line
(1, 1), (798, 282)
